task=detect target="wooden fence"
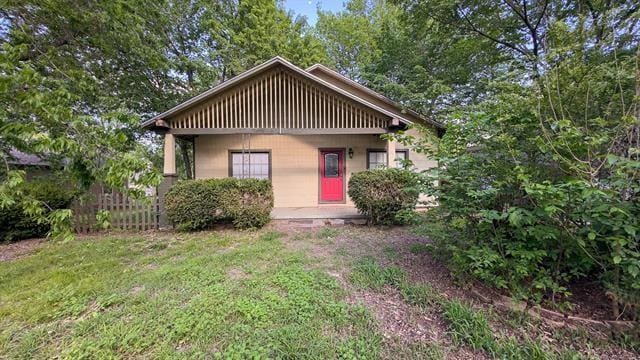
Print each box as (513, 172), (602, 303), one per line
(72, 190), (160, 233)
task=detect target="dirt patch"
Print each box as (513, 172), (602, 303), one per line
(226, 267), (248, 280)
(348, 287), (445, 343)
(275, 224), (638, 359)
(0, 238), (45, 262)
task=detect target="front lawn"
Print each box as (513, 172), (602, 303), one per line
(1, 226), (636, 359)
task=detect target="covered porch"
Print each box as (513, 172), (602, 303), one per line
(145, 57), (436, 225)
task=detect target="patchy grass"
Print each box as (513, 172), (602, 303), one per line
(349, 257), (406, 290)
(442, 300), (496, 352)
(1, 225), (634, 359)
(399, 282), (439, 309)
(409, 242), (432, 255)
(0, 231), (380, 358)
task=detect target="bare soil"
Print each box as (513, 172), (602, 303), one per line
(0, 238), (44, 262)
(273, 223), (638, 359)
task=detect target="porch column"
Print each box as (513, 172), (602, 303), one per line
(159, 132), (177, 229)
(163, 133), (176, 175)
(386, 137), (397, 168)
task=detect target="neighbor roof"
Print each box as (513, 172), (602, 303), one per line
(143, 56), (444, 130)
(8, 149), (50, 167)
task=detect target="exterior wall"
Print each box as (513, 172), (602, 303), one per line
(194, 133), (437, 208)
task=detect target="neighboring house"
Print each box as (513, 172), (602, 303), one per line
(7, 149), (52, 180)
(143, 56), (443, 217)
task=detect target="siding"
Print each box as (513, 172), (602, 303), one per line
(170, 67), (389, 132)
(195, 133), (436, 208)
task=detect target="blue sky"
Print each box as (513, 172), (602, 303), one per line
(283, 0), (346, 25)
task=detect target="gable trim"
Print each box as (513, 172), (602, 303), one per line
(306, 63), (444, 130)
(143, 56), (416, 128)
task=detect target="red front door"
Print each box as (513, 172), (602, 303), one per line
(319, 149), (345, 202)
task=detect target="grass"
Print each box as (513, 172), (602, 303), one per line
(349, 257), (406, 289)
(346, 256), (591, 360)
(409, 243), (432, 255)
(0, 227), (628, 359)
(442, 299), (496, 352)
(0, 231), (381, 358)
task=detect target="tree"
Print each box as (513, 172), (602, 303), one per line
(0, 0), (328, 239)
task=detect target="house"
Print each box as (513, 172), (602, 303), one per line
(143, 56), (443, 221)
(7, 149), (53, 180)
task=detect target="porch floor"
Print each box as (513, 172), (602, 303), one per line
(271, 206), (363, 220)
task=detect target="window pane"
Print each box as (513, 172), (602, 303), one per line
(368, 151), (386, 169)
(395, 151), (407, 167)
(231, 152), (269, 179)
(324, 153), (339, 177)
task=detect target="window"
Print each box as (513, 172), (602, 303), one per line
(230, 151), (270, 179)
(367, 150), (408, 169)
(324, 153), (339, 177)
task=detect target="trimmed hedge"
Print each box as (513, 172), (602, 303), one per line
(0, 178), (76, 242)
(348, 168), (420, 225)
(165, 178), (273, 230)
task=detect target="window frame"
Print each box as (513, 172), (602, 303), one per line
(227, 149), (272, 180)
(366, 149), (409, 169)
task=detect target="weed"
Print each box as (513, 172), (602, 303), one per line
(399, 282), (438, 308)
(317, 226), (339, 239)
(349, 257), (406, 289)
(259, 230), (283, 242)
(383, 245), (398, 259)
(409, 243), (432, 255)
(495, 337), (551, 360)
(442, 300), (495, 352)
(0, 232), (379, 358)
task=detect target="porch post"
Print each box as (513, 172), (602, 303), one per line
(163, 133), (176, 175)
(159, 132), (177, 229)
(386, 137), (397, 168)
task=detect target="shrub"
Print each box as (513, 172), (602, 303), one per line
(0, 178), (76, 242)
(165, 178), (273, 230)
(348, 168), (420, 225)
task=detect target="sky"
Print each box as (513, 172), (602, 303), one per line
(283, 0), (346, 25)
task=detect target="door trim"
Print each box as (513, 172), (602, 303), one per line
(318, 148), (347, 204)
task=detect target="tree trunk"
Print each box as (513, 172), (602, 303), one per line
(178, 139), (193, 179)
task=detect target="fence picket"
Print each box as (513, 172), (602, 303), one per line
(72, 187), (159, 233)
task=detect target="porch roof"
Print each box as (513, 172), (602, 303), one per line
(143, 56), (443, 131)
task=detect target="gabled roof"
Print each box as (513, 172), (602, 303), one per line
(8, 149), (50, 167)
(306, 64), (444, 130)
(143, 56), (444, 130)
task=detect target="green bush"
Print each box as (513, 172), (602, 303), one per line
(348, 168), (420, 225)
(165, 178), (273, 230)
(0, 178), (76, 242)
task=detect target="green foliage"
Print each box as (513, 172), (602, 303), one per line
(409, 243), (432, 255)
(95, 210), (111, 231)
(0, 178), (76, 242)
(349, 257), (406, 289)
(0, 231), (383, 358)
(398, 282), (438, 308)
(319, 0), (639, 315)
(442, 300), (495, 352)
(348, 168), (420, 225)
(0, 0), (326, 239)
(165, 178), (274, 230)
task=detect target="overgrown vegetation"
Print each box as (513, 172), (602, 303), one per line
(348, 168), (420, 225)
(320, 0), (639, 318)
(0, 177), (76, 242)
(349, 256), (587, 359)
(165, 178), (273, 230)
(0, 0), (327, 239)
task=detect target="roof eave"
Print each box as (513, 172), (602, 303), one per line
(142, 56), (420, 129)
(306, 63), (445, 130)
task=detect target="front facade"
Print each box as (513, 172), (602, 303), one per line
(144, 57), (443, 211)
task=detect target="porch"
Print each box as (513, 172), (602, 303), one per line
(271, 206), (362, 220)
